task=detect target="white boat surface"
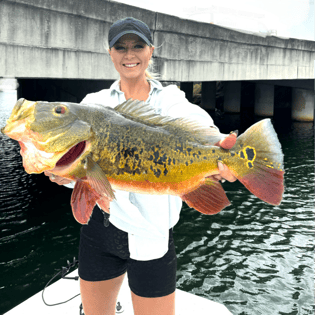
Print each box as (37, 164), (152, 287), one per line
(5, 269), (232, 314)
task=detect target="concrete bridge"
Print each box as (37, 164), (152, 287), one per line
(0, 0), (314, 122)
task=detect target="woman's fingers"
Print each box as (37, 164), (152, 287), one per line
(218, 162), (237, 182)
(44, 171), (73, 185)
(216, 131), (238, 149)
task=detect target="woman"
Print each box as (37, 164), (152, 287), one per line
(45, 17), (236, 315)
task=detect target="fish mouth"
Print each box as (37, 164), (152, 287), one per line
(56, 141), (86, 167)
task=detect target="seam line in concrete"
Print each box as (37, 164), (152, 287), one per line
(0, 42), (107, 54)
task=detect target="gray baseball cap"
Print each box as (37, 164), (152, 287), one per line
(108, 17), (153, 48)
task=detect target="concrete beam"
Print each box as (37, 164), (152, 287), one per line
(1, 0), (315, 82)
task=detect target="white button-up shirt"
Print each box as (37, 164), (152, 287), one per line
(66, 79), (217, 260)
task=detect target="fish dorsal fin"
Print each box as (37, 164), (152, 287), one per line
(114, 99), (223, 145)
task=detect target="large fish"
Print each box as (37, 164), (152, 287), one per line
(1, 98), (284, 224)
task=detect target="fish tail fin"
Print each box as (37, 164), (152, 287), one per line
(230, 119), (284, 205)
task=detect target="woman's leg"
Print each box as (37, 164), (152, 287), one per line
(128, 229), (177, 315)
(131, 291), (176, 315)
(80, 273), (126, 315)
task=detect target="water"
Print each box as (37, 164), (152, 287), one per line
(0, 91), (314, 315)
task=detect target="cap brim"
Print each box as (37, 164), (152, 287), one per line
(109, 31), (151, 47)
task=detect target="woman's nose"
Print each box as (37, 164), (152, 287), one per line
(125, 48), (135, 58)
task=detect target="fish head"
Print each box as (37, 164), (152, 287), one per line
(2, 98), (93, 174)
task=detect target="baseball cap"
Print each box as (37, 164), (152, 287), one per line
(108, 17), (153, 48)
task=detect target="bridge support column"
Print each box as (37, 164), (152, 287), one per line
(254, 83), (274, 117)
(291, 88), (314, 121)
(180, 82), (193, 103)
(201, 81), (216, 111)
(223, 82), (241, 113)
(274, 86), (292, 124)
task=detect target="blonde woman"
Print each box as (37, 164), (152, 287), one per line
(45, 17), (236, 315)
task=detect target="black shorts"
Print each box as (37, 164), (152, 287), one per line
(78, 206), (177, 298)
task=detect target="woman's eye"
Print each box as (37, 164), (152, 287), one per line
(134, 45), (144, 49)
(114, 46), (125, 51)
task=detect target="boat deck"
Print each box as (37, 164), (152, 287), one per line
(5, 269), (232, 314)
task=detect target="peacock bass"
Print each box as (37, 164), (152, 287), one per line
(1, 98), (284, 224)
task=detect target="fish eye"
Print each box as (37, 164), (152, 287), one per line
(54, 106), (66, 114)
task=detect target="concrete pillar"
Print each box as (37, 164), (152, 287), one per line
(254, 83), (274, 117)
(291, 88), (314, 121)
(201, 81), (216, 111)
(223, 81), (241, 113)
(274, 86), (292, 124)
(180, 82), (193, 103)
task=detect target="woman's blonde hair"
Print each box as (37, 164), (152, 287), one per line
(145, 47), (160, 80)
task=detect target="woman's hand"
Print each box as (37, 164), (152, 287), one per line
(211, 132), (238, 183)
(44, 171), (74, 185)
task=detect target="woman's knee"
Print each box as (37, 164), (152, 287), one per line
(80, 273), (126, 315)
(131, 291), (176, 315)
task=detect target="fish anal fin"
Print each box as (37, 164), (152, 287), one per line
(71, 180), (99, 224)
(181, 179), (231, 215)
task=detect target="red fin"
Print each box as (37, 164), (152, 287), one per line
(97, 197), (111, 214)
(229, 119), (284, 205)
(181, 179), (231, 215)
(71, 180), (99, 224)
(237, 166), (284, 205)
(86, 156), (115, 200)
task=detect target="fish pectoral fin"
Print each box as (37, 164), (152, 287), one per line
(97, 197), (111, 214)
(85, 156), (115, 201)
(71, 179), (99, 224)
(180, 178), (231, 215)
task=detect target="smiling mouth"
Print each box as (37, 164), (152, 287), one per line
(123, 63), (140, 68)
(56, 141), (86, 167)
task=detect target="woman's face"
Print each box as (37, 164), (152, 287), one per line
(108, 34), (154, 81)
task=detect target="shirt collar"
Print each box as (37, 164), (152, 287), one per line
(110, 79), (163, 96)
(110, 80), (124, 95)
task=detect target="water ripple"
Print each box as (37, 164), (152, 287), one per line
(0, 94), (314, 314)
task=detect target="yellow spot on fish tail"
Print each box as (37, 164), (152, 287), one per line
(266, 165), (274, 168)
(244, 146), (256, 161)
(238, 146), (256, 169)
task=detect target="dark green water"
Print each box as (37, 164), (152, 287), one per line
(0, 91), (314, 315)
